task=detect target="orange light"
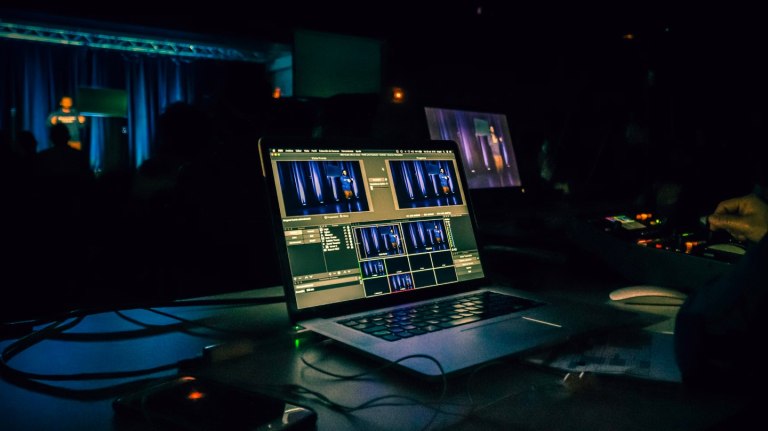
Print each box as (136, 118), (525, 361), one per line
(391, 87), (405, 103)
(623, 33), (635, 40)
(272, 87), (282, 99)
(187, 390), (206, 401)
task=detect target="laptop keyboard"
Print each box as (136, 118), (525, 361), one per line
(338, 291), (544, 341)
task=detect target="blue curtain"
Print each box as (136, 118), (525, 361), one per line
(126, 54), (194, 169)
(309, 161), (325, 203)
(0, 39), (194, 171)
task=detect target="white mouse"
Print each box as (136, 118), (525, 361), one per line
(609, 285), (688, 304)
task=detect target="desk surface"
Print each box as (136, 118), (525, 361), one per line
(0, 270), (749, 431)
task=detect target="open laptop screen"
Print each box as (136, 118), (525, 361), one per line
(260, 140), (488, 313)
(424, 107), (522, 190)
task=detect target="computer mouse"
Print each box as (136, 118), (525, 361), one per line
(608, 285), (687, 305)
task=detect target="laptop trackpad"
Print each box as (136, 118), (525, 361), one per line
(458, 315), (565, 355)
(390, 317), (566, 376)
(462, 314), (562, 333)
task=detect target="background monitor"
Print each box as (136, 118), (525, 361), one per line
(424, 106), (522, 190)
(293, 29), (382, 98)
(77, 87), (128, 117)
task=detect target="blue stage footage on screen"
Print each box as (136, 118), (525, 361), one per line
(388, 273), (415, 292)
(389, 160), (463, 209)
(360, 259), (386, 278)
(402, 219), (449, 254)
(362, 271), (416, 296)
(276, 160), (368, 216)
(355, 224), (405, 259)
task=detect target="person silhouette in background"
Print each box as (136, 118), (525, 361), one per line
(27, 123), (96, 312)
(130, 102), (218, 299)
(675, 193), (768, 397)
(15, 130), (38, 176)
(34, 123), (93, 182)
(707, 193), (768, 243)
(47, 96), (86, 151)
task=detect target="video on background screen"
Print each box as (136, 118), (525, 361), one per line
(424, 107), (522, 189)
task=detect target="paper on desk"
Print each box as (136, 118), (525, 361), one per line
(524, 330), (682, 383)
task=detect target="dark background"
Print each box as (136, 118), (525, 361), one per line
(2, 1), (767, 319)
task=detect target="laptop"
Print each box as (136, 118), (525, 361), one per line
(258, 137), (646, 378)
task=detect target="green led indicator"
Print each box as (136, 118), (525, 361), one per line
(295, 338), (301, 349)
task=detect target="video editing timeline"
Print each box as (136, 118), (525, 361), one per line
(268, 148), (487, 310)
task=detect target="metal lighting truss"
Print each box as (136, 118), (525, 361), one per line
(0, 19), (270, 62)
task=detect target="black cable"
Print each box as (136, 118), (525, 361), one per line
(0, 318), (173, 400)
(1, 294), (286, 333)
(145, 307), (261, 336)
(0, 296), (285, 400)
(0, 316), (202, 382)
(298, 344), (455, 431)
(47, 304), (261, 343)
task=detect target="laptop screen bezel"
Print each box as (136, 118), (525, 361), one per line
(258, 137), (495, 323)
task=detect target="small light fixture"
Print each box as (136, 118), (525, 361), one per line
(391, 86), (405, 103)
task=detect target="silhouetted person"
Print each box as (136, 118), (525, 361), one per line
(15, 130), (38, 176)
(24, 123), (96, 316)
(674, 193), (768, 428)
(34, 123), (93, 181)
(0, 129), (28, 320)
(0, 129), (19, 183)
(131, 102), (219, 299)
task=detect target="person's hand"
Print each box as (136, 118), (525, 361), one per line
(50, 117), (57, 125)
(708, 194), (768, 243)
(78, 115), (86, 124)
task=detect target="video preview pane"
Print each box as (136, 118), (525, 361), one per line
(276, 160), (369, 216)
(389, 160), (463, 209)
(355, 224), (405, 259)
(402, 219), (449, 254)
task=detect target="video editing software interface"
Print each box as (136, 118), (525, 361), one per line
(424, 107), (522, 190)
(266, 147), (487, 310)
